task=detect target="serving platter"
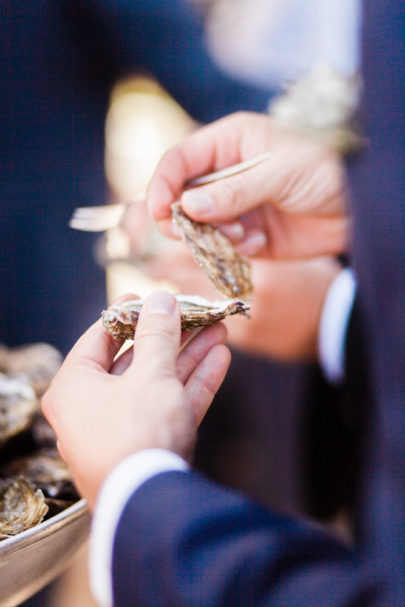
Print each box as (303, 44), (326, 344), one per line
(0, 499), (89, 607)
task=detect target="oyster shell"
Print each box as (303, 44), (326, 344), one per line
(0, 478), (48, 538)
(0, 373), (39, 447)
(0, 342), (80, 540)
(2, 448), (77, 502)
(0, 343), (63, 396)
(171, 202), (253, 300)
(103, 294), (250, 341)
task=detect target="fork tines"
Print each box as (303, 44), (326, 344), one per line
(69, 203), (127, 232)
(69, 151), (273, 232)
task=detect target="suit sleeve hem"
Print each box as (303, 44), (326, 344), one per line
(88, 449), (189, 607)
(318, 267), (357, 383)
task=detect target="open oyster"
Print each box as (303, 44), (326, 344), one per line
(0, 373), (39, 447)
(0, 478), (48, 538)
(171, 202), (253, 300)
(103, 295), (250, 341)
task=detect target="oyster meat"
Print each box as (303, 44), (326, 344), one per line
(103, 294), (250, 341)
(0, 478), (48, 538)
(171, 202), (253, 300)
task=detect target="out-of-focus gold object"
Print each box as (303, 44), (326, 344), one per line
(103, 76), (196, 303)
(105, 77), (195, 201)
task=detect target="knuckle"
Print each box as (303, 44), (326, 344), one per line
(160, 146), (180, 169)
(219, 178), (245, 213)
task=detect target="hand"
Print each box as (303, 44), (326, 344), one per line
(41, 291), (231, 509)
(225, 256), (342, 361)
(145, 112), (349, 260)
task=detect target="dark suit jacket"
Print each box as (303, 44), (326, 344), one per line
(111, 1), (405, 604)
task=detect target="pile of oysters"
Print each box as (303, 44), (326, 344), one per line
(0, 343), (79, 540)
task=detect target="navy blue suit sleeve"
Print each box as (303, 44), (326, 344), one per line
(111, 471), (368, 607)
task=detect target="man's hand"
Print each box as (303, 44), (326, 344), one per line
(225, 256), (342, 360)
(41, 291), (231, 510)
(145, 112), (349, 260)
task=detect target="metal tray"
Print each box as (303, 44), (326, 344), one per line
(0, 499), (89, 607)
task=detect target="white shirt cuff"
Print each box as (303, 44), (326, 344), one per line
(89, 448), (189, 607)
(318, 267), (357, 384)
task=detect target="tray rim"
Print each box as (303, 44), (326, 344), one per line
(0, 498), (88, 556)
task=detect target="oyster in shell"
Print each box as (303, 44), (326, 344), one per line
(171, 202), (253, 300)
(0, 477), (48, 538)
(0, 343), (63, 396)
(0, 373), (39, 447)
(2, 448), (77, 502)
(103, 295), (250, 341)
(0, 342), (81, 541)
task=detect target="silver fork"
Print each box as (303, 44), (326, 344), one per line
(69, 151), (272, 232)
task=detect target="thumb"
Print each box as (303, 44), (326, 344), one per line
(130, 291), (181, 376)
(64, 318), (124, 373)
(179, 159), (274, 224)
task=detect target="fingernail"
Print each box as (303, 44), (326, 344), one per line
(239, 232), (267, 255)
(220, 222), (245, 241)
(147, 291), (176, 315)
(182, 190), (214, 215)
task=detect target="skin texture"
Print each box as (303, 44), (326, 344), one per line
(41, 291), (231, 510)
(143, 112), (350, 261)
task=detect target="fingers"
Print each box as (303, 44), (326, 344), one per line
(63, 293), (140, 374)
(147, 113), (255, 222)
(130, 291), (181, 376)
(110, 343), (134, 376)
(215, 220), (245, 243)
(148, 113), (346, 248)
(176, 323), (228, 384)
(63, 318), (124, 373)
(184, 344), (231, 426)
(179, 159), (274, 224)
(236, 229), (268, 256)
